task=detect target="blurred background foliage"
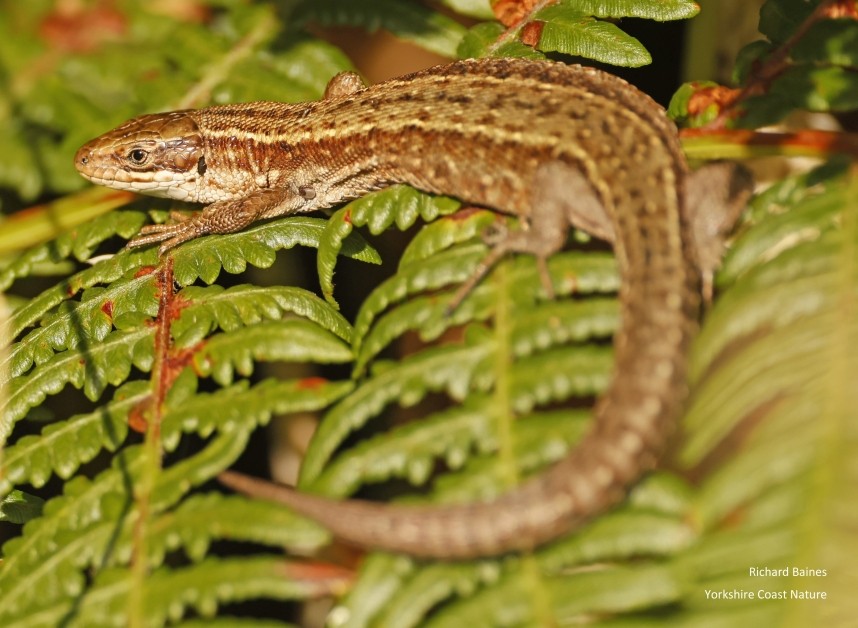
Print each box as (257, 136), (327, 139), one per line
(0, 1), (856, 626)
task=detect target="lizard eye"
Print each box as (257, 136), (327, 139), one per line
(127, 148), (149, 165)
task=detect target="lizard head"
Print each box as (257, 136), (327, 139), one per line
(75, 111), (205, 201)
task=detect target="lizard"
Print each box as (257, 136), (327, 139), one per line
(75, 58), (752, 559)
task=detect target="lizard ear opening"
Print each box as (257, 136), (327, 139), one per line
(197, 155), (207, 176)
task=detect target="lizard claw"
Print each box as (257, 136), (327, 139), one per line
(126, 219), (206, 254)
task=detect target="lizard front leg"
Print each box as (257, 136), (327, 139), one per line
(128, 187), (306, 255)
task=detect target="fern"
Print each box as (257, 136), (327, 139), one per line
(1, 0), (855, 626)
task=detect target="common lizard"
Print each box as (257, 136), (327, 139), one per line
(75, 58), (751, 558)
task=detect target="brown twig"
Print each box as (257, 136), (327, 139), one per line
(681, 127), (858, 160)
(708, 0), (857, 129)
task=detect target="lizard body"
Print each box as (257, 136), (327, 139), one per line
(75, 58), (750, 558)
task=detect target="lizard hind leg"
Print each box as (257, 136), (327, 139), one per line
(684, 162), (754, 303)
(448, 162), (608, 311)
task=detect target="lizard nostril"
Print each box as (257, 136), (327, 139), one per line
(74, 145), (93, 170)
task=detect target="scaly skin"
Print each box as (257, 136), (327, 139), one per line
(76, 58), (751, 558)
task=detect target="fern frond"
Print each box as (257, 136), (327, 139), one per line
(428, 411), (589, 507)
(143, 493), (328, 564)
(8, 274), (157, 377)
(427, 563), (684, 627)
(459, 0), (697, 63)
(172, 284), (353, 346)
(73, 556), (351, 628)
(0, 490), (44, 524)
(353, 247), (619, 369)
(572, 0), (699, 21)
(166, 216), (379, 287)
(160, 378), (353, 449)
(0, 430), (251, 625)
(192, 320), (352, 386)
(536, 2), (654, 67)
(298, 342), (496, 486)
(9, 246), (157, 338)
(317, 185), (460, 304)
(5, 327), (153, 427)
(0, 382), (144, 493)
(310, 404), (591, 499)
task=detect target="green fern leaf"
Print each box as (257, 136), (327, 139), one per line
(457, 22), (546, 59)
(0, 430), (250, 624)
(8, 274), (157, 377)
(4, 327), (153, 427)
(428, 564), (683, 626)
(0, 468), (145, 621)
(168, 216), (378, 287)
(0, 209), (146, 291)
(353, 250), (618, 372)
(192, 320), (352, 386)
(0, 490), (45, 524)
(572, 0), (699, 20)
(335, 553), (421, 628)
(298, 342), (496, 486)
(426, 410), (590, 504)
(535, 3), (652, 67)
(510, 345), (612, 413)
(171, 284), (353, 347)
(352, 243), (491, 352)
(10, 247), (157, 338)
(309, 396), (501, 496)
(357, 289), (617, 379)
(539, 508), (695, 569)
(310, 403), (591, 498)
(371, 560), (498, 628)
(73, 556), (351, 628)
(0, 382), (145, 493)
(398, 209), (498, 267)
(160, 378), (354, 449)
(143, 493), (328, 564)
(317, 185), (459, 305)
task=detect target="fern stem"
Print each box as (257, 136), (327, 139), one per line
(492, 262), (555, 622)
(129, 259), (175, 627)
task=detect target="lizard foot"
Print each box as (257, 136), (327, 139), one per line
(127, 215), (211, 255)
(127, 188), (303, 256)
(446, 163), (593, 313)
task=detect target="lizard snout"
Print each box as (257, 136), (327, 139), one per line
(74, 142), (96, 175)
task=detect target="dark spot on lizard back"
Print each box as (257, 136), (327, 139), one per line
(509, 98), (536, 111)
(447, 94), (473, 105)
